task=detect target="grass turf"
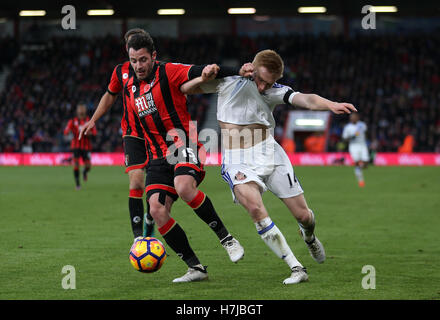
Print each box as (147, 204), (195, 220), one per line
(0, 165), (439, 300)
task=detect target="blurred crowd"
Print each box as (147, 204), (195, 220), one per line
(0, 33), (439, 153)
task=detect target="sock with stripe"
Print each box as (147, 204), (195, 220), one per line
(354, 166), (364, 183)
(187, 190), (231, 244)
(129, 189), (144, 238)
(158, 217), (202, 268)
(256, 217), (303, 269)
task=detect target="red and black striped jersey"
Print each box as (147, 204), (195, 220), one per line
(108, 62), (145, 139)
(64, 116), (96, 150)
(124, 60), (203, 161)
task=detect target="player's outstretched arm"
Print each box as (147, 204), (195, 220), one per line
(180, 64), (219, 95)
(291, 93), (357, 114)
(180, 63), (254, 95)
(79, 91), (117, 140)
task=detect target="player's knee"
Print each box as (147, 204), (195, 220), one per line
(247, 202), (266, 220)
(129, 171), (145, 190)
(174, 179), (197, 202)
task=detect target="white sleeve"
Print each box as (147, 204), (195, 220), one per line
(266, 83), (299, 107)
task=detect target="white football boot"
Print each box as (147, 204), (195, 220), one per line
(283, 266), (309, 285)
(222, 237), (245, 263)
(299, 228), (326, 264)
(172, 266), (208, 283)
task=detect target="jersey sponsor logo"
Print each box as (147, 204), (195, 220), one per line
(135, 92), (157, 117)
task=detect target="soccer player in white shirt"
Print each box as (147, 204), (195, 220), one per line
(181, 50), (357, 284)
(342, 113), (369, 187)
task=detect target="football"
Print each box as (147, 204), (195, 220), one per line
(129, 237), (167, 273)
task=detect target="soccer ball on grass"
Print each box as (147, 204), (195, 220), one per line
(129, 237), (167, 273)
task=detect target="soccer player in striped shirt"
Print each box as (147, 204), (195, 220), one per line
(123, 33), (253, 282)
(79, 29), (155, 240)
(64, 104), (96, 189)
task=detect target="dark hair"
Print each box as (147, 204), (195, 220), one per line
(127, 33), (155, 55)
(124, 28), (147, 44)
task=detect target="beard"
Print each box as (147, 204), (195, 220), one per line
(136, 61), (154, 80)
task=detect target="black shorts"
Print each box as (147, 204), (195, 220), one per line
(72, 149), (91, 162)
(145, 158), (205, 204)
(123, 136), (148, 173)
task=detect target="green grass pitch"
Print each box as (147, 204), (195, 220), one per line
(0, 165), (439, 300)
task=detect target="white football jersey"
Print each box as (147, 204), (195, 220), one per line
(342, 121), (368, 146)
(200, 76), (299, 128)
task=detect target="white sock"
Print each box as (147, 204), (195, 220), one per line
(255, 217), (302, 269)
(354, 166), (364, 182)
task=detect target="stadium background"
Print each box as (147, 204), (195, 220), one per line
(0, 0), (439, 302)
(0, 0), (439, 162)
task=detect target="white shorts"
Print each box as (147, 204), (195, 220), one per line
(221, 135), (304, 203)
(349, 144), (369, 162)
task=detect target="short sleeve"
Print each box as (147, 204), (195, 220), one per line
(265, 83), (299, 107)
(165, 63), (194, 87)
(107, 65), (122, 94)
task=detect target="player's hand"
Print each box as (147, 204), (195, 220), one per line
(328, 102), (357, 114)
(239, 63), (254, 77)
(201, 64), (219, 81)
(78, 120), (95, 140)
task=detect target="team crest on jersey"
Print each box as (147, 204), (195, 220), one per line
(132, 86), (136, 93)
(235, 171), (247, 181)
(123, 73), (128, 79)
(135, 92), (157, 117)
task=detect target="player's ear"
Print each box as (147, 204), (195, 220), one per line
(151, 51), (157, 60)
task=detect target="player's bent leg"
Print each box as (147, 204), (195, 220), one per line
(174, 174), (244, 263)
(148, 192), (208, 283)
(128, 169), (146, 239)
(282, 195), (326, 264)
(234, 183), (306, 284)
